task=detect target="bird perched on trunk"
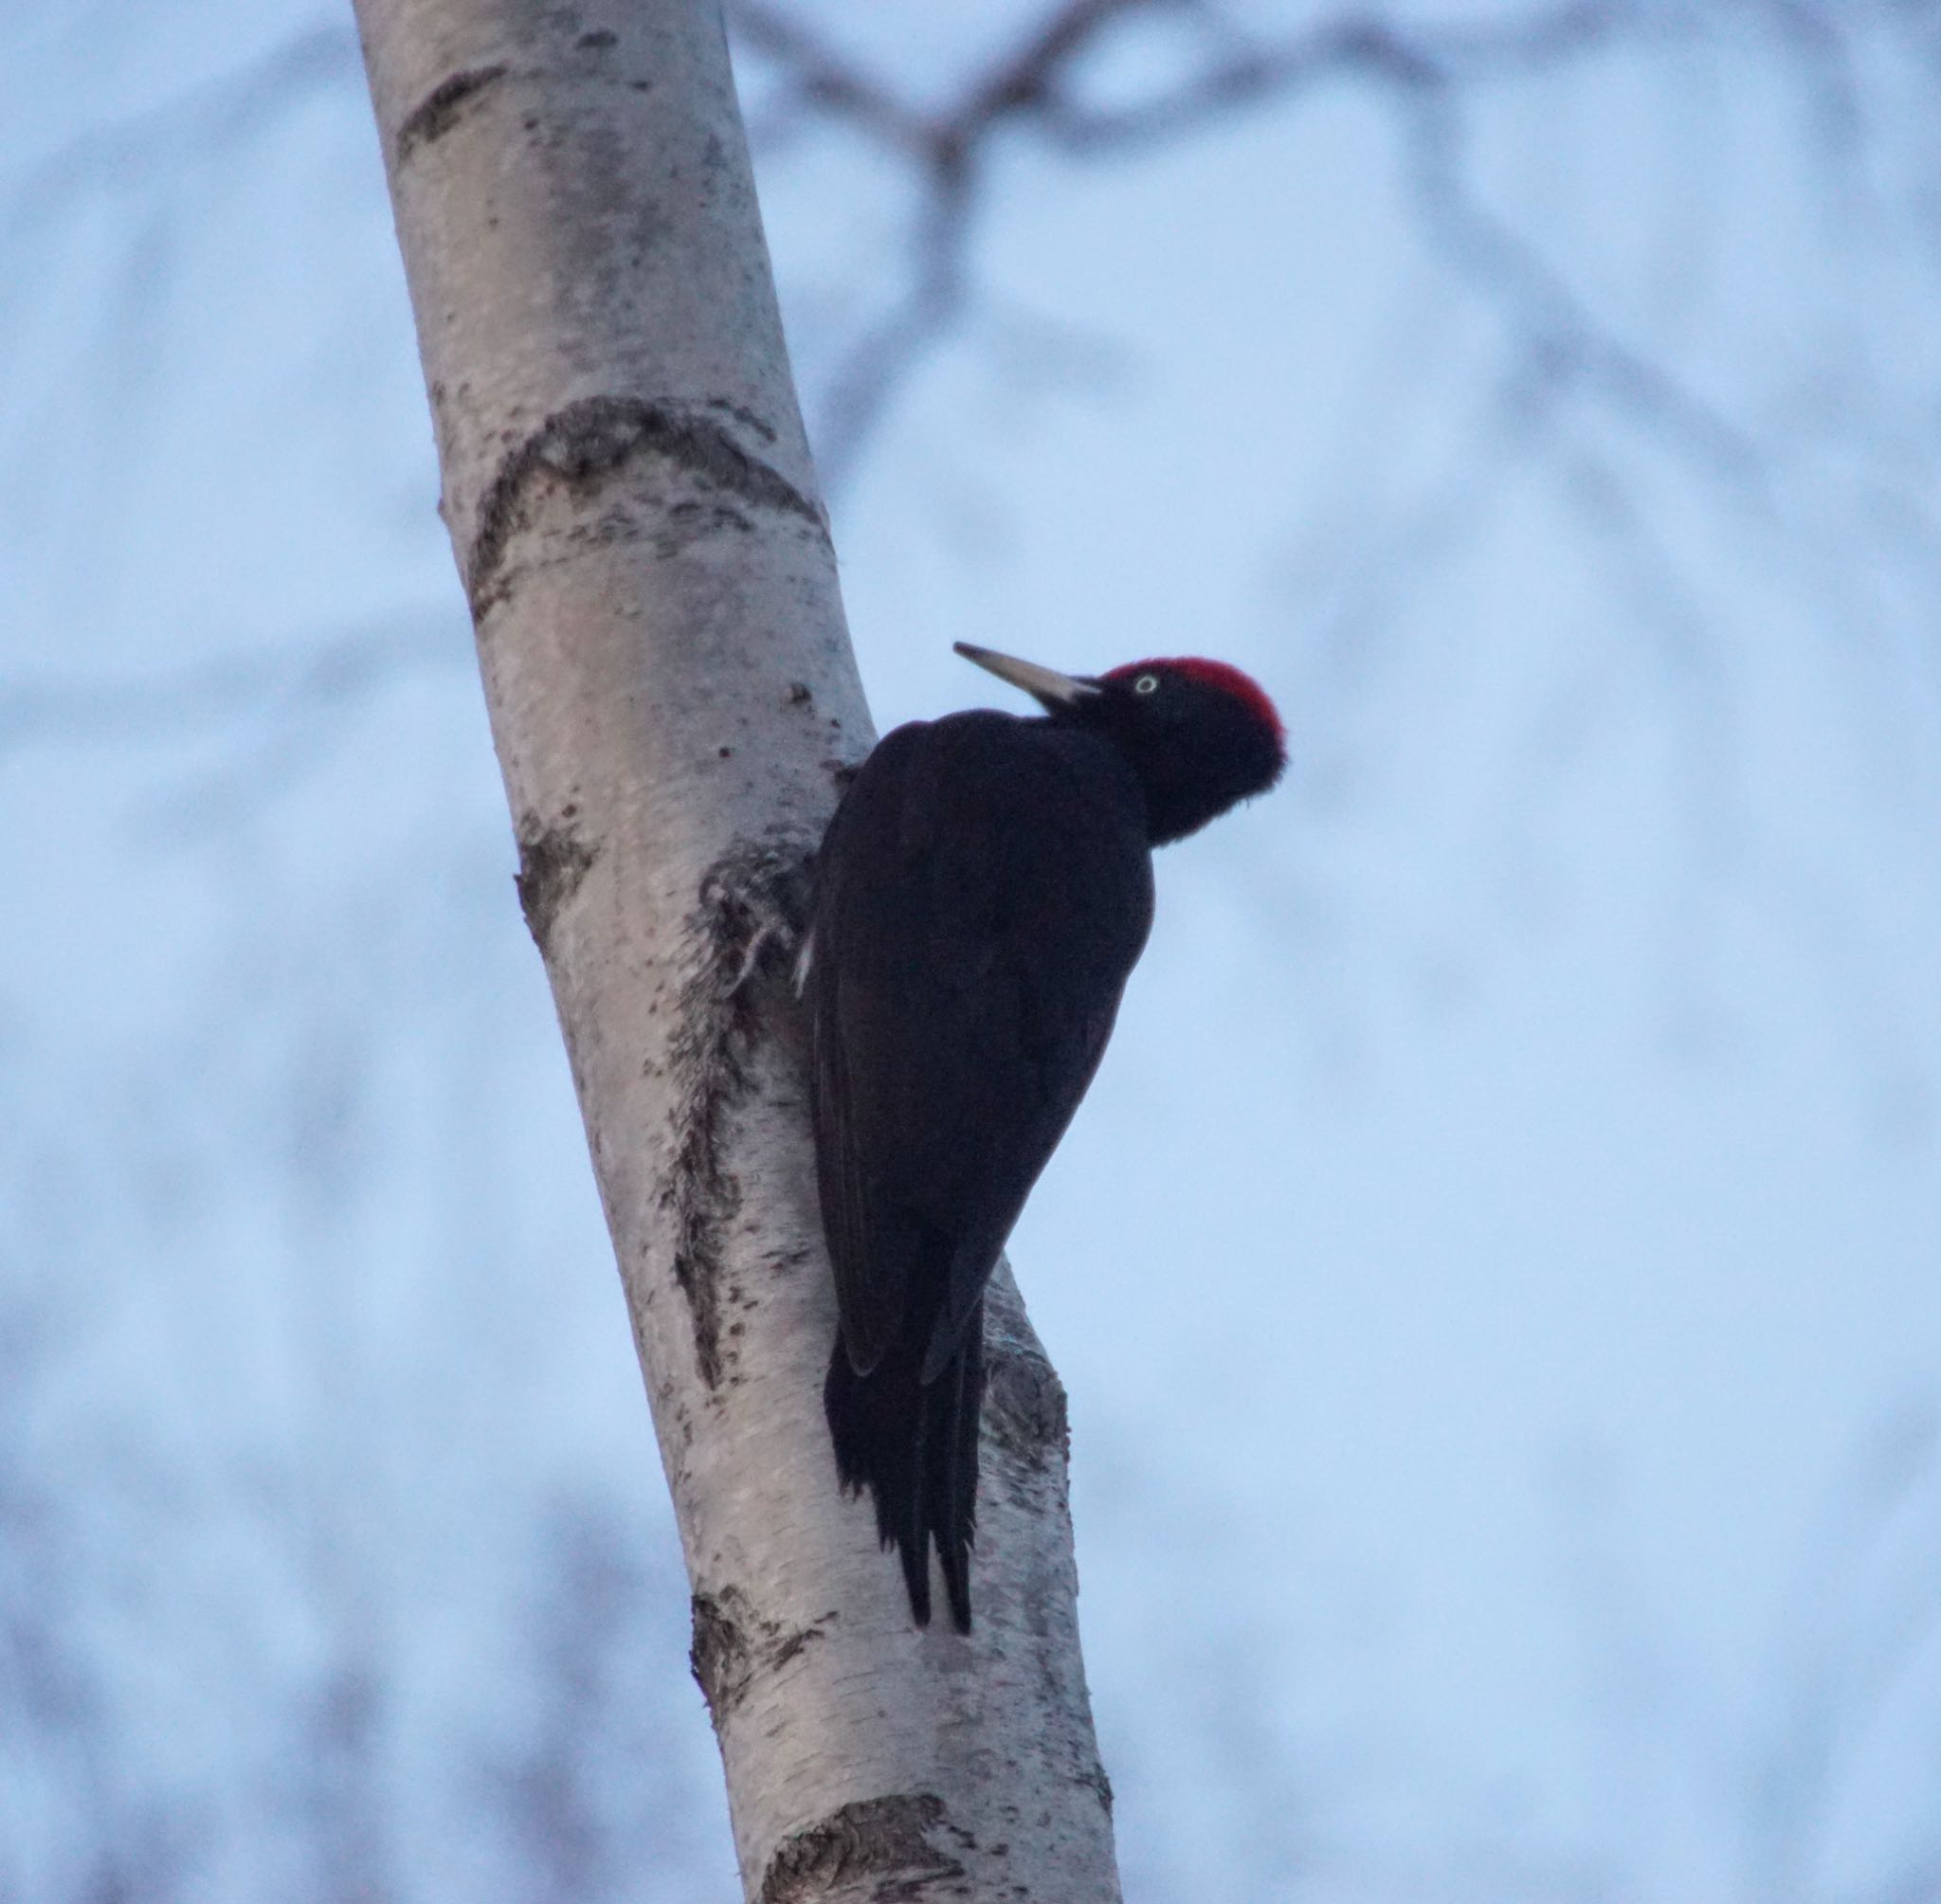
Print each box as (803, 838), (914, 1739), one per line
(803, 643), (1286, 1630)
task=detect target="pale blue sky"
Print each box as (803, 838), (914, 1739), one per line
(3, 5), (1938, 1899)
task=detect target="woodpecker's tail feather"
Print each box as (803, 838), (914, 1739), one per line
(825, 1301), (984, 1633)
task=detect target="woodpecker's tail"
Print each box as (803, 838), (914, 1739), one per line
(825, 1301), (985, 1633)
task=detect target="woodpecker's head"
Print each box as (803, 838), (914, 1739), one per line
(955, 643), (1286, 844)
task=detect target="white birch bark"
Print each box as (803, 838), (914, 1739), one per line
(352, 2), (1123, 1896)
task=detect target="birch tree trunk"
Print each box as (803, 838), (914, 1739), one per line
(352, 2), (1122, 1895)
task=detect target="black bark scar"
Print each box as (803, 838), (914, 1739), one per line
(514, 812), (597, 953)
(983, 1336), (1069, 1472)
(663, 839), (813, 1387)
(466, 396), (825, 616)
(689, 1587), (826, 1726)
(757, 1794), (969, 1904)
(394, 65), (507, 164)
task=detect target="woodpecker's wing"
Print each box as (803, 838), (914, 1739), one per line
(808, 712), (1155, 1379)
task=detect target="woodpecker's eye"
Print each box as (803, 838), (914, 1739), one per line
(1134, 674), (1159, 696)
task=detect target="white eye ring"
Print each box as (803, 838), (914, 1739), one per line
(1134, 674), (1159, 695)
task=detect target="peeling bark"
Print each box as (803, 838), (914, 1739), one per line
(353, 1), (1122, 1896)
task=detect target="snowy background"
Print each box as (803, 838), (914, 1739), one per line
(3, 2), (1939, 1899)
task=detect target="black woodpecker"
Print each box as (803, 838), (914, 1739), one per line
(803, 642), (1286, 1631)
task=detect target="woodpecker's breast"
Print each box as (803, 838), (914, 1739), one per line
(806, 709), (1156, 1351)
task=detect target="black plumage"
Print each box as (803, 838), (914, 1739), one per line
(806, 644), (1285, 1630)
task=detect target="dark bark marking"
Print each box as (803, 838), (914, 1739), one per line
(757, 1795), (967, 1904)
(466, 396), (825, 616)
(983, 1339), (1068, 1472)
(394, 64), (507, 164)
(706, 395), (779, 444)
(1077, 1761), (1115, 1814)
(690, 1587), (753, 1716)
(664, 838), (813, 1387)
(769, 1621), (824, 1671)
(690, 1586), (829, 1726)
(515, 811), (597, 953)
(650, 497), (754, 558)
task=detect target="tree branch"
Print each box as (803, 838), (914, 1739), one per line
(351, 1), (1121, 1895)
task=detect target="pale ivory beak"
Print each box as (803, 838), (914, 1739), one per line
(953, 643), (1101, 710)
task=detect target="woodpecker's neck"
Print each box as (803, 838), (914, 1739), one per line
(1078, 720), (1279, 846)
(1135, 768), (1247, 846)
